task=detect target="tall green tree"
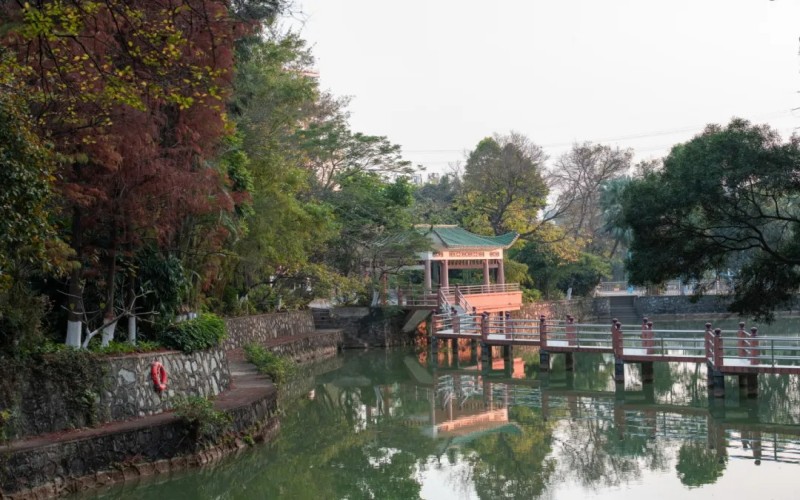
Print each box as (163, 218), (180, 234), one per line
(458, 132), (548, 236)
(293, 108), (414, 193)
(622, 119), (800, 320)
(320, 171), (430, 303)
(221, 32), (337, 313)
(0, 90), (72, 354)
(411, 173), (461, 225)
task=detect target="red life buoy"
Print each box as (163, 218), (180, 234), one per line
(151, 361), (168, 392)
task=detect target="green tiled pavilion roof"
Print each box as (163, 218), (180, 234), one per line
(415, 225), (519, 249)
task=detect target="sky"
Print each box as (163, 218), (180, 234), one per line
(288, 0), (800, 174)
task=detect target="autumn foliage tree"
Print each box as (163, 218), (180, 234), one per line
(1, 1), (250, 346)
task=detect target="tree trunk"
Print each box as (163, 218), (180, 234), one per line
(127, 269), (137, 344)
(127, 315), (137, 344)
(101, 319), (117, 346)
(101, 224), (118, 347)
(66, 208), (84, 347)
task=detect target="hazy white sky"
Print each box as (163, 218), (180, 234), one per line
(291, 0), (800, 173)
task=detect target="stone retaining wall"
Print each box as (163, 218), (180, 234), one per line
(224, 311), (316, 350)
(1, 386), (278, 498)
(327, 307), (412, 348)
(517, 299), (595, 322)
(635, 295), (732, 316)
(100, 348), (230, 422)
(265, 331), (343, 363)
(2, 349), (230, 440)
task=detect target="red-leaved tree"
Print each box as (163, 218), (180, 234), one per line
(1, 0), (249, 346)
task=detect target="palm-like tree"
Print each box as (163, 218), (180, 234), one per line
(598, 177), (633, 259)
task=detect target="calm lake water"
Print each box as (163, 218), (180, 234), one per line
(81, 338), (800, 499)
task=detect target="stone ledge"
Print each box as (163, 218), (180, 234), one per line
(1, 373), (277, 498)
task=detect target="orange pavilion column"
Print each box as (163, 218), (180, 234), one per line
(483, 259), (490, 286)
(424, 258), (432, 292)
(497, 258), (505, 285)
(441, 259), (449, 288)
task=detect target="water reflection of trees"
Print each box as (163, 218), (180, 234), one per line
(461, 406), (555, 499)
(554, 406), (670, 490)
(675, 441), (727, 487)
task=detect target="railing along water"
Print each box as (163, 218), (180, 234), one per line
(431, 313), (800, 372)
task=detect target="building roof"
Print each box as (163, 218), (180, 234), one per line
(416, 225), (519, 250)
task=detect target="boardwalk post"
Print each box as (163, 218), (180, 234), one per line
(539, 315), (550, 372)
(612, 320), (624, 384)
(750, 327), (760, 366)
(566, 315), (576, 346)
(642, 361), (654, 383)
(705, 323), (714, 387)
(430, 335), (438, 367)
(427, 311), (437, 368)
(470, 339), (478, 364)
(451, 308), (460, 334)
(746, 327), (759, 397)
(503, 345), (513, 376)
(737, 322), (746, 358)
(565, 315), (575, 371)
(641, 316), (654, 354)
(712, 328), (725, 398)
(480, 312), (491, 371)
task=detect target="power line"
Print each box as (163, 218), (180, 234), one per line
(403, 109), (797, 155)
(409, 125), (799, 165)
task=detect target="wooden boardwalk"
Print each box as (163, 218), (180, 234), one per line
(431, 313), (800, 396)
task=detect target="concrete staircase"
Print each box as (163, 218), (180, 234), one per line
(606, 296), (641, 328)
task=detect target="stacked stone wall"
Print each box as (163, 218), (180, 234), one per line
(326, 307), (412, 348)
(517, 299), (595, 322)
(223, 311), (316, 350)
(2, 349), (230, 440)
(100, 349), (230, 422)
(635, 295), (732, 316)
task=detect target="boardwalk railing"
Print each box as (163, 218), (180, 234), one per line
(432, 314), (800, 375)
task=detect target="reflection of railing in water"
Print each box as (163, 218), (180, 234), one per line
(401, 372), (800, 464)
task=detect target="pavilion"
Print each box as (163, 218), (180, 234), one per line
(416, 225), (519, 291)
(406, 225), (523, 315)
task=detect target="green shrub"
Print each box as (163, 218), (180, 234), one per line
(89, 340), (164, 355)
(243, 344), (296, 384)
(0, 409), (12, 443)
(160, 313), (226, 353)
(172, 395), (232, 442)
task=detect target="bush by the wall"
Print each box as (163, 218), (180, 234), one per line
(172, 395), (231, 444)
(160, 313), (227, 353)
(244, 343), (296, 384)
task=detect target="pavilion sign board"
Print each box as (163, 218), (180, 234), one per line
(432, 250), (503, 260)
